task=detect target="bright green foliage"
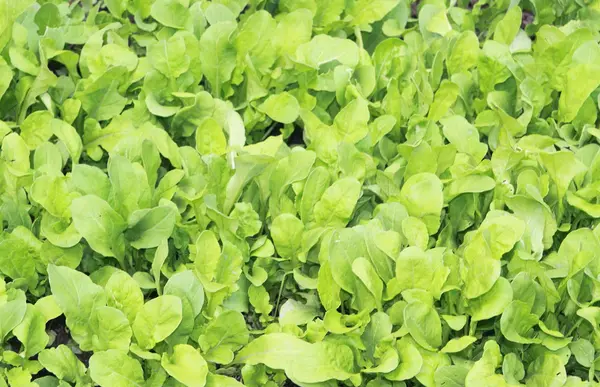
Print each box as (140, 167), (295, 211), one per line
(2, 1), (600, 386)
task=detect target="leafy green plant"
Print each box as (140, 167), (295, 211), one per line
(2, 0), (600, 386)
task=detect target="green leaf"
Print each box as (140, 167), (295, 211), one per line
(500, 301), (541, 344)
(9, 46), (40, 76)
(502, 353), (524, 385)
(347, 0), (398, 26)
(89, 350), (144, 387)
(399, 173), (444, 234)
(0, 229), (40, 288)
(385, 337), (423, 381)
(279, 298), (319, 326)
(199, 22), (237, 98)
(295, 35), (359, 69)
(402, 217), (428, 250)
(105, 271), (144, 323)
(125, 205), (177, 249)
(428, 81), (459, 122)
(440, 115), (488, 162)
(468, 277), (513, 322)
(34, 3), (61, 32)
(300, 166), (331, 223)
(494, 6), (522, 45)
(213, 241), (243, 287)
(558, 63), (600, 123)
(50, 118), (83, 164)
(31, 176), (74, 218)
(152, 240), (169, 293)
(84, 306), (132, 351)
(108, 154), (153, 218)
(2, 133), (30, 175)
(419, 4), (451, 39)
(148, 35), (190, 78)
(314, 177), (362, 227)
(193, 230), (221, 283)
(0, 0), (36, 51)
(352, 257), (384, 310)
(47, 264), (106, 324)
(361, 311), (392, 360)
(71, 164), (111, 200)
(270, 214), (304, 259)
(132, 295), (183, 350)
(540, 151), (587, 204)
(434, 365), (470, 387)
(13, 305), (49, 357)
(404, 301), (442, 351)
(317, 261), (342, 311)
(71, 195), (127, 259)
(0, 59), (13, 101)
(570, 339), (595, 368)
(333, 97), (370, 144)
(0, 299), (26, 342)
(526, 355), (566, 387)
(38, 345), (87, 384)
(465, 341), (504, 386)
(461, 211), (525, 298)
(164, 270), (204, 318)
(151, 0), (189, 29)
(198, 310), (249, 364)
(234, 333), (355, 383)
(75, 66), (128, 121)
(258, 92), (300, 124)
(441, 336), (476, 353)
(105, 0), (128, 17)
(395, 247), (450, 299)
(34, 296), (62, 323)
(20, 111), (52, 149)
(447, 31), (480, 74)
(161, 344), (208, 387)
(196, 118), (227, 156)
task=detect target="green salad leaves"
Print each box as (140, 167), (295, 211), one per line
(2, 0), (600, 386)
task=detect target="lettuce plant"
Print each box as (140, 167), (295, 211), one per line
(1, 1), (600, 386)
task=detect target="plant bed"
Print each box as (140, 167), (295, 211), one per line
(1, 1), (600, 387)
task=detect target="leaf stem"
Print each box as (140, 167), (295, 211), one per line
(566, 317), (583, 337)
(354, 26), (364, 51)
(273, 271), (290, 317)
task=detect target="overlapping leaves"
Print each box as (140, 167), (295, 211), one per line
(2, 1), (600, 387)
